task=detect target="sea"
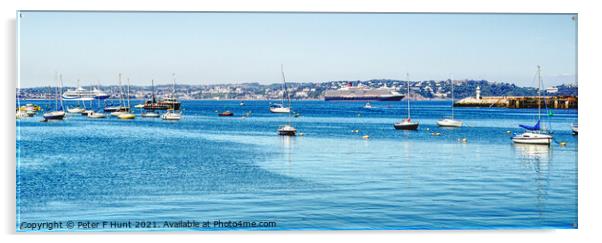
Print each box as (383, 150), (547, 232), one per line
(16, 99), (578, 231)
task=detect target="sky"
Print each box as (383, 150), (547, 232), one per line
(18, 11), (577, 88)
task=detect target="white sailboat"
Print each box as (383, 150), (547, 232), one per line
(161, 74), (182, 120)
(437, 76), (463, 127)
(394, 73), (419, 130)
(512, 66), (553, 145)
(277, 65), (297, 136)
(270, 70), (291, 113)
(107, 73), (130, 115)
(117, 77), (136, 119)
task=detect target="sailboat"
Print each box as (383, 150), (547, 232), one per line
(269, 70), (291, 113)
(66, 79), (87, 113)
(141, 80), (160, 118)
(394, 73), (419, 130)
(363, 102), (373, 109)
(437, 76), (463, 127)
(161, 74), (182, 120)
(512, 66), (553, 145)
(107, 73), (130, 115)
(43, 73), (66, 120)
(277, 65), (297, 136)
(117, 77), (136, 119)
(88, 82), (107, 118)
(571, 123), (578, 135)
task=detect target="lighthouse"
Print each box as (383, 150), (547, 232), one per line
(476, 86), (481, 100)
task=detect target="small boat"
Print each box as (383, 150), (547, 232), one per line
(240, 101), (245, 106)
(394, 118), (419, 130)
(394, 73), (419, 130)
(67, 106), (85, 113)
(269, 103), (290, 113)
(87, 111), (107, 118)
(134, 104), (145, 109)
(81, 110), (94, 116)
(437, 118), (463, 127)
(571, 123), (578, 135)
(118, 113), (136, 119)
(141, 111), (160, 118)
(278, 124), (297, 136)
(276, 65), (297, 136)
(218, 111), (234, 117)
(16, 110), (29, 119)
(363, 102), (373, 109)
(162, 109), (182, 120)
(437, 76), (463, 127)
(513, 66), (553, 145)
(43, 111), (66, 120)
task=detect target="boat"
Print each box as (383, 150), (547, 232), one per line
(363, 102), (373, 109)
(117, 76), (135, 119)
(42, 73), (66, 121)
(16, 110), (29, 119)
(141, 111), (160, 118)
(512, 66), (553, 145)
(437, 76), (463, 127)
(218, 111), (234, 117)
(394, 73), (420, 130)
(240, 101), (245, 106)
(62, 79), (110, 100)
(143, 75), (181, 110)
(324, 82), (404, 101)
(161, 109), (182, 120)
(278, 124), (297, 136)
(87, 111), (107, 118)
(571, 123), (578, 135)
(67, 106), (85, 113)
(107, 73), (131, 115)
(118, 113), (136, 119)
(277, 65), (297, 136)
(134, 104), (145, 108)
(269, 71), (292, 113)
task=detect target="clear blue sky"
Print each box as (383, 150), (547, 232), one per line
(18, 12), (577, 88)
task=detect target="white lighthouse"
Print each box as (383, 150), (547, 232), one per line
(476, 86), (481, 100)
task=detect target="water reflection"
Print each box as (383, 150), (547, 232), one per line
(512, 143), (552, 219)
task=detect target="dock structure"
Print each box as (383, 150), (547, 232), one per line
(454, 95), (577, 109)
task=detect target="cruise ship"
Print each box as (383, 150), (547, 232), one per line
(324, 83), (404, 101)
(62, 87), (110, 100)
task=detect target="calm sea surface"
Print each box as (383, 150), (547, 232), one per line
(16, 100), (578, 230)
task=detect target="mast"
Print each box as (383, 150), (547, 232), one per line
(118, 73), (124, 107)
(172, 73), (176, 99)
(54, 72), (58, 111)
(58, 74), (64, 111)
(126, 77), (131, 109)
(151, 79), (156, 103)
(537, 65), (542, 121)
(406, 72), (411, 119)
(281, 64), (292, 123)
(450, 75), (455, 119)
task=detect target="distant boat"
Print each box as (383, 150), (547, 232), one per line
(134, 104), (145, 109)
(218, 111), (234, 117)
(240, 101), (245, 106)
(277, 65), (297, 136)
(43, 73), (66, 121)
(141, 111), (160, 118)
(87, 111), (106, 118)
(67, 106), (84, 113)
(104, 73), (130, 113)
(161, 109), (182, 120)
(269, 71), (292, 113)
(117, 76), (135, 120)
(512, 66), (553, 145)
(395, 73), (419, 130)
(571, 123), (578, 135)
(143, 75), (181, 110)
(363, 102), (373, 109)
(437, 76), (463, 127)
(324, 82), (404, 101)
(62, 80), (110, 100)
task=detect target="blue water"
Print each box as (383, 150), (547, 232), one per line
(16, 100), (578, 231)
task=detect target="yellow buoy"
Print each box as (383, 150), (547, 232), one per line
(459, 138), (468, 143)
(362, 135), (369, 139)
(559, 142), (567, 147)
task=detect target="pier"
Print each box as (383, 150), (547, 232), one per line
(454, 86), (577, 109)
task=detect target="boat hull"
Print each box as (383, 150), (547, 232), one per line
(324, 95), (404, 101)
(269, 107), (291, 113)
(43, 111), (66, 120)
(512, 132), (553, 145)
(394, 122), (419, 130)
(437, 119), (463, 127)
(118, 113), (136, 119)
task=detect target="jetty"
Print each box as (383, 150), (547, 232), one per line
(454, 86), (577, 109)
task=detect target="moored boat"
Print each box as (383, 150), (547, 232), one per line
(394, 73), (419, 130)
(141, 111), (160, 118)
(437, 76), (463, 128)
(118, 113), (136, 119)
(161, 109), (182, 120)
(512, 66), (553, 145)
(571, 123), (578, 135)
(218, 111), (234, 117)
(278, 124), (297, 136)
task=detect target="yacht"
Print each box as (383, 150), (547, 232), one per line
(512, 66), (553, 145)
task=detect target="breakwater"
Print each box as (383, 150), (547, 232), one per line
(454, 96), (577, 109)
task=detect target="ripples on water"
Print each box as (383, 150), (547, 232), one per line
(16, 100), (577, 230)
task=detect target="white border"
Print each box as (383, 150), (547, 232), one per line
(3, 1), (601, 243)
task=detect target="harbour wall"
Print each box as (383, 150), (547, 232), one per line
(454, 96), (578, 109)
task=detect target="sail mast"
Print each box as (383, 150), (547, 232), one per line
(172, 73), (176, 99)
(450, 75), (454, 119)
(406, 72), (411, 119)
(127, 78), (131, 108)
(537, 65), (542, 121)
(281, 64), (292, 123)
(58, 74), (64, 111)
(118, 73), (124, 107)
